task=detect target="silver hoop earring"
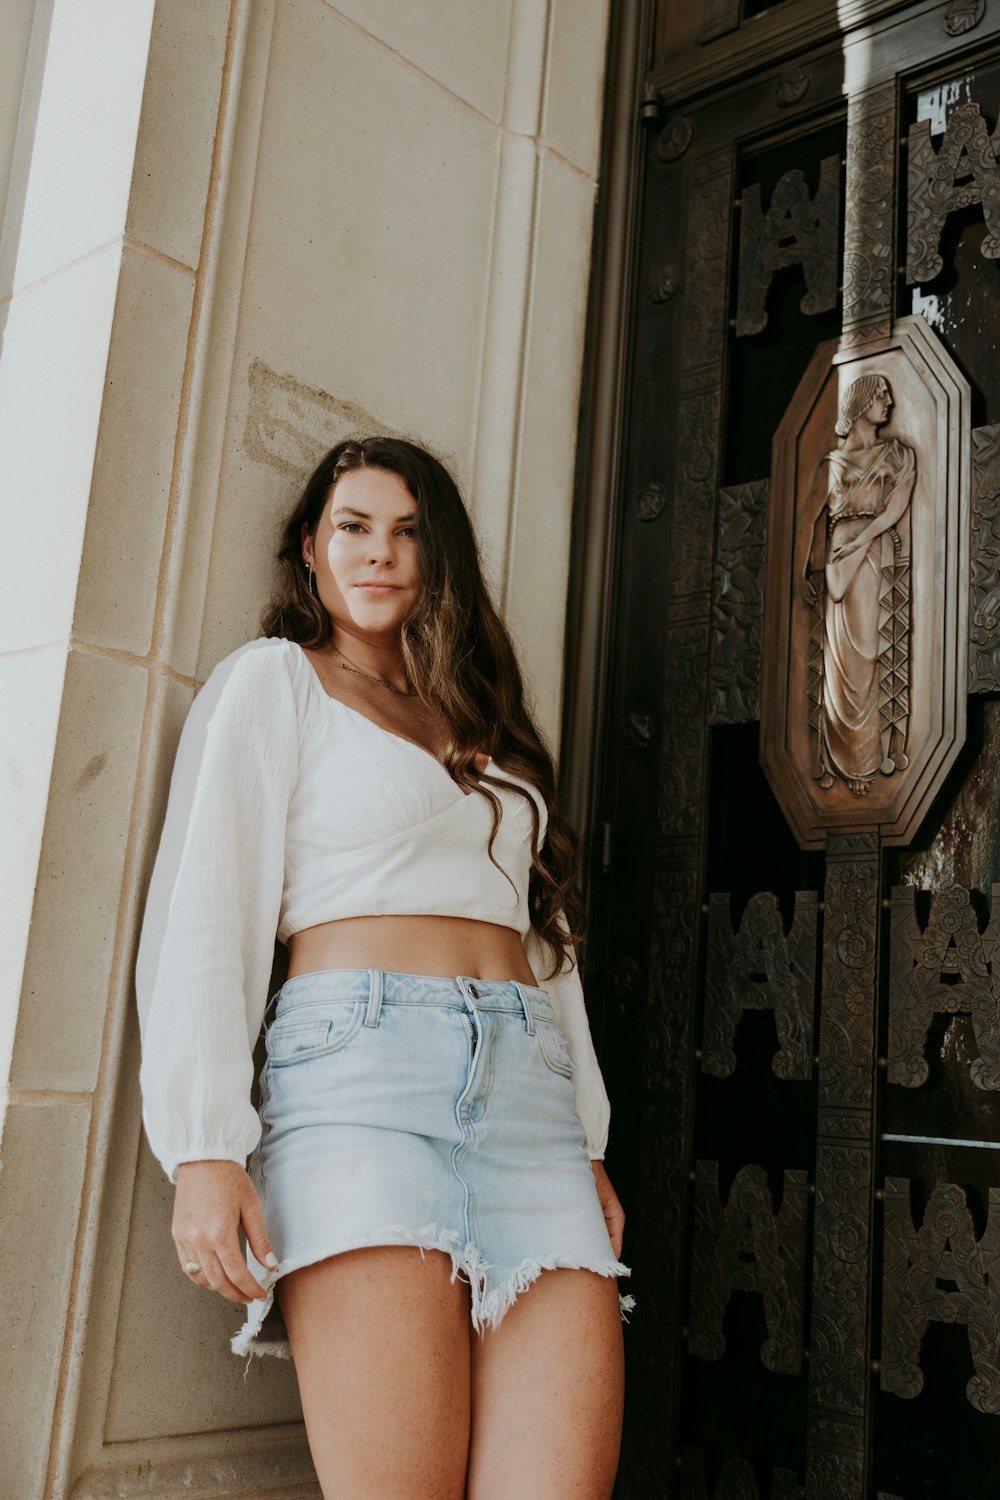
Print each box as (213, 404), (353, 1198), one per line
(307, 561), (316, 596)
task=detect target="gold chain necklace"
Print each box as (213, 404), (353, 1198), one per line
(331, 647), (416, 698)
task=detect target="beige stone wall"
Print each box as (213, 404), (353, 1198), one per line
(0, 1), (609, 1495)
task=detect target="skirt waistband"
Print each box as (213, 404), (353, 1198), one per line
(267, 967), (555, 1030)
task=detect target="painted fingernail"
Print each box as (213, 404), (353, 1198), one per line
(264, 1251), (278, 1269)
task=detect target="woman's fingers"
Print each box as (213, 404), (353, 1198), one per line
(603, 1198), (624, 1258)
(173, 1160), (273, 1304)
(177, 1239), (264, 1304)
(240, 1183), (279, 1275)
(591, 1161), (626, 1259)
(217, 1233), (269, 1301)
(190, 1248), (256, 1305)
(177, 1252), (209, 1289)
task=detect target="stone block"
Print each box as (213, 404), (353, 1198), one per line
(74, 246), (195, 655)
(505, 157), (597, 752)
(328, 0), (514, 122)
(542, 0), (610, 179)
(12, 649), (147, 1094)
(127, 0), (230, 270)
(0, 1097), (91, 1500)
(105, 1138), (302, 1441)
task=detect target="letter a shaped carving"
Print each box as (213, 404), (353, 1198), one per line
(736, 156), (841, 336)
(881, 1178), (1000, 1414)
(688, 1162), (808, 1375)
(907, 100), (1000, 284)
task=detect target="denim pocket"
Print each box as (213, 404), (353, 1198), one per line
(535, 1017), (574, 1078)
(266, 1000), (366, 1067)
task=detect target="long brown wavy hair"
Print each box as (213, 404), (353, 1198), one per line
(261, 436), (585, 976)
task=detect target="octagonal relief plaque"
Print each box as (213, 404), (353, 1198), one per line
(760, 315), (970, 848)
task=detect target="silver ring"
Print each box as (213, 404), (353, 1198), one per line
(184, 1261), (203, 1276)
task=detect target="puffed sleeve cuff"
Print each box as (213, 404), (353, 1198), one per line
(164, 1145), (255, 1186)
(523, 920), (611, 1160)
(140, 1081), (263, 1185)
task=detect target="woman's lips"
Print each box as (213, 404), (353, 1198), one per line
(354, 582), (400, 593)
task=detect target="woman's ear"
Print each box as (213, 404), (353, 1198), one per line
(300, 520), (313, 567)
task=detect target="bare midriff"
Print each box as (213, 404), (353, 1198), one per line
(286, 914), (540, 985)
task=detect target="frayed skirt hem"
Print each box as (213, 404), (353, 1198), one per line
(231, 1222), (633, 1362)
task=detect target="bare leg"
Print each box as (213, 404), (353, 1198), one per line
(278, 1247), (471, 1500)
(467, 1270), (624, 1500)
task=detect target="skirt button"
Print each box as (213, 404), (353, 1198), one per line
(468, 982), (481, 998)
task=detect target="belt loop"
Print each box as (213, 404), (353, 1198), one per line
(364, 968), (384, 1028)
(514, 982), (535, 1035)
(262, 985), (283, 1035)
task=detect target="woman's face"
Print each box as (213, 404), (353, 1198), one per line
(303, 467), (422, 641)
(864, 382), (892, 425)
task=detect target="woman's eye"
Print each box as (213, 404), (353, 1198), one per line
(338, 522), (365, 533)
(398, 526), (418, 537)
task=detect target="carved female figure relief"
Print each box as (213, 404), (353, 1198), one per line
(762, 318), (968, 848)
(797, 375), (917, 797)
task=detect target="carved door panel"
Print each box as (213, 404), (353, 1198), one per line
(593, 6), (1000, 1498)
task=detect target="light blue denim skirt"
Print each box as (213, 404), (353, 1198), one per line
(232, 968), (630, 1358)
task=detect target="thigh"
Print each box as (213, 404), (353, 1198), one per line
(467, 1269), (624, 1500)
(278, 1246), (472, 1500)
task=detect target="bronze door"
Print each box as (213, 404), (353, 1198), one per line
(579, 4), (1000, 1496)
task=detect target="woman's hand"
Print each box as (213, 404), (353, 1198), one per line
(829, 537), (861, 564)
(172, 1160), (277, 1304)
(591, 1160), (625, 1259)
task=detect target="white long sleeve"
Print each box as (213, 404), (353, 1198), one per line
(136, 641), (299, 1182)
(522, 923), (611, 1160)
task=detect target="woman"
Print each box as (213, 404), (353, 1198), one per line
(798, 374), (915, 796)
(137, 437), (628, 1499)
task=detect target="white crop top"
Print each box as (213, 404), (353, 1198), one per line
(136, 637), (611, 1181)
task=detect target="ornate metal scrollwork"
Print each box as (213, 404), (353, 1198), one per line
(657, 115), (693, 163)
(881, 1177), (1000, 1414)
(775, 67), (810, 109)
(736, 156), (840, 337)
(703, 891), (817, 1080)
(688, 1161), (809, 1375)
(888, 884), (1000, 1091)
(635, 481), (668, 521)
(817, 851), (877, 1111)
(648, 265), (679, 303)
(709, 480), (768, 724)
(842, 83), (895, 342)
(970, 423), (1000, 692)
(646, 868), (699, 1094)
(806, 844), (878, 1499)
(659, 627), (709, 839)
(907, 100), (1000, 285)
(624, 711), (654, 751)
(680, 1448), (800, 1499)
(944, 0), (986, 35)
